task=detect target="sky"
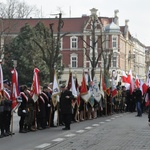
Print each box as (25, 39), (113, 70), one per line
(1, 0), (150, 46)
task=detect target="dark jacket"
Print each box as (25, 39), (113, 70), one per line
(60, 90), (74, 114)
(135, 88), (142, 103)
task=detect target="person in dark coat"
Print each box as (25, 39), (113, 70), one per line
(41, 85), (51, 127)
(59, 84), (74, 130)
(135, 87), (142, 117)
(3, 80), (12, 136)
(19, 85), (28, 133)
(0, 93), (5, 138)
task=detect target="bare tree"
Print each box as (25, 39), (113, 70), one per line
(0, 0), (40, 18)
(81, 12), (112, 83)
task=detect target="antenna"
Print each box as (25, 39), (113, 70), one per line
(41, 6), (43, 18)
(69, 6), (71, 18)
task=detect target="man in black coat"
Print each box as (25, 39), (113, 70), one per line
(135, 87), (142, 117)
(60, 84), (74, 130)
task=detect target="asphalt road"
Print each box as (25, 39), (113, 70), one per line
(0, 112), (149, 150)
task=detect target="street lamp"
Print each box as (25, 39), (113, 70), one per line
(13, 60), (17, 68)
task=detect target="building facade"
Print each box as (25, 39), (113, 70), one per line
(0, 8), (146, 84)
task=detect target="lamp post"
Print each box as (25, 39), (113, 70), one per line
(13, 60), (17, 68)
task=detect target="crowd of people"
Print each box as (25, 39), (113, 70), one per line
(0, 79), (150, 138)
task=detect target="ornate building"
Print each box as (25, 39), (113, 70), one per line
(0, 8), (146, 83)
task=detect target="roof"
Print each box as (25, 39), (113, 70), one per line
(105, 22), (120, 33)
(0, 17), (90, 34)
(0, 16), (113, 35)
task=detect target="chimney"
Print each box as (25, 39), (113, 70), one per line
(114, 10), (119, 26)
(125, 19), (129, 26)
(124, 19), (129, 40)
(90, 8), (98, 16)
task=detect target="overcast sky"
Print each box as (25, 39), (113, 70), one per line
(2, 0), (150, 46)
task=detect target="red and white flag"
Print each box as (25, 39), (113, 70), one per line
(135, 74), (140, 88)
(75, 75), (80, 106)
(121, 71), (127, 83)
(11, 68), (20, 110)
(128, 69), (134, 94)
(52, 70), (60, 107)
(80, 72), (88, 95)
(140, 80), (148, 95)
(80, 72), (91, 103)
(111, 77), (117, 98)
(31, 68), (41, 102)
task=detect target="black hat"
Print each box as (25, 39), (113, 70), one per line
(3, 79), (10, 86)
(60, 84), (66, 88)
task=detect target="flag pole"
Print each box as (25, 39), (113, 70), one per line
(75, 71), (80, 122)
(11, 60), (17, 136)
(82, 69), (86, 120)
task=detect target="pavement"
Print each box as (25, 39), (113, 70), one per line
(34, 112), (150, 150)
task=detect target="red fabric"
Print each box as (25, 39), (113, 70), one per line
(80, 73), (88, 95)
(11, 69), (20, 110)
(135, 75), (140, 88)
(128, 70), (134, 94)
(142, 83), (148, 95)
(112, 89), (117, 97)
(75, 77), (80, 106)
(106, 88), (110, 96)
(122, 71), (127, 82)
(31, 68), (40, 96)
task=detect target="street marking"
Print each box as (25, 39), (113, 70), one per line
(92, 124), (100, 127)
(115, 116), (119, 118)
(76, 130), (85, 133)
(34, 143), (51, 149)
(52, 138), (65, 142)
(64, 133), (76, 137)
(99, 122), (105, 124)
(111, 117), (115, 119)
(85, 126), (93, 130)
(105, 119), (111, 122)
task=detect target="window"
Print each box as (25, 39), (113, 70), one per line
(112, 36), (118, 48)
(112, 56), (117, 67)
(70, 36), (78, 49)
(90, 36), (98, 53)
(71, 56), (77, 68)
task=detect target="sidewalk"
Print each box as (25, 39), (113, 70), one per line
(36, 112), (150, 150)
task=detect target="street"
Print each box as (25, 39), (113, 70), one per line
(0, 112), (150, 150)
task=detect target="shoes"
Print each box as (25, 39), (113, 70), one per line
(3, 133), (9, 136)
(19, 129), (27, 133)
(0, 134), (4, 138)
(29, 127), (36, 131)
(7, 132), (15, 135)
(37, 127), (43, 130)
(135, 115), (142, 117)
(62, 127), (70, 130)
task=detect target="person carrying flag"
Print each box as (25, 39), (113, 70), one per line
(0, 92), (5, 138)
(3, 80), (12, 136)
